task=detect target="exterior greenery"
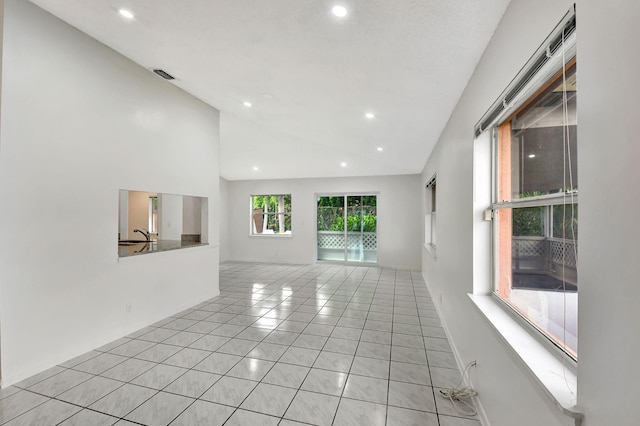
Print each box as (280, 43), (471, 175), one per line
(327, 214), (377, 232)
(317, 195), (377, 232)
(252, 195), (291, 233)
(553, 203), (578, 240)
(512, 206), (545, 236)
(252, 195), (291, 212)
(512, 194), (578, 239)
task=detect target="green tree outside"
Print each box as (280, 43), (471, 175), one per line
(317, 196), (377, 232)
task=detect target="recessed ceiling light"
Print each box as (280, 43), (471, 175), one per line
(340, 162), (347, 167)
(365, 113), (375, 119)
(332, 5), (348, 17)
(252, 166), (259, 171)
(377, 147), (383, 152)
(118, 9), (134, 19)
(528, 154), (536, 158)
(243, 101), (252, 107)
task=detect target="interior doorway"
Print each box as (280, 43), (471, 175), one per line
(316, 194), (377, 263)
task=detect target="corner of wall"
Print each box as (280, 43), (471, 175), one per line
(219, 176), (230, 262)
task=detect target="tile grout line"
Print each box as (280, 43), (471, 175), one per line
(328, 266), (375, 426)
(412, 269), (442, 425)
(5, 263), (462, 426)
(384, 267), (397, 426)
(278, 263), (360, 425)
(222, 263), (350, 425)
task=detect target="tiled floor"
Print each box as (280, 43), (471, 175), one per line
(0, 262), (479, 425)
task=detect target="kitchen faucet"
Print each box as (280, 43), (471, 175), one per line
(133, 228), (151, 242)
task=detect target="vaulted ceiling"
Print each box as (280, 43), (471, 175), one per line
(30, 0), (511, 180)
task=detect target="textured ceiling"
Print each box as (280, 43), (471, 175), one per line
(29, 0), (510, 180)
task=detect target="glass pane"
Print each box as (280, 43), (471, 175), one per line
(499, 63), (577, 201)
(431, 183), (436, 213)
(361, 195), (377, 233)
(251, 194), (292, 235)
(431, 213), (436, 246)
(317, 195), (376, 263)
(346, 196), (363, 231)
(317, 196), (345, 261)
(553, 203), (578, 240)
(317, 196), (344, 231)
(512, 206), (545, 236)
(264, 213), (291, 234)
(252, 195), (290, 213)
(362, 196), (377, 263)
(346, 196), (364, 262)
(496, 206), (578, 357)
(345, 195), (377, 263)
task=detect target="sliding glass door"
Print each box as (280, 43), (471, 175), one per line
(317, 194), (377, 263)
(317, 196), (344, 262)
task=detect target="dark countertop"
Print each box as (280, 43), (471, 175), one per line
(118, 239), (206, 257)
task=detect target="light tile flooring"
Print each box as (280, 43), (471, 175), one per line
(0, 262), (479, 425)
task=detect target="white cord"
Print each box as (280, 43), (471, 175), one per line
(560, 27), (578, 398)
(438, 361), (478, 417)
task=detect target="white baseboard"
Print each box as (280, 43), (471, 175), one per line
(422, 274), (490, 426)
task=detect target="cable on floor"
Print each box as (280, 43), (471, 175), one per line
(438, 360), (478, 417)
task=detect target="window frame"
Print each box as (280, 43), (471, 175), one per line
(250, 194), (292, 237)
(148, 195), (158, 234)
(490, 58), (578, 359)
(469, 8), (581, 418)
(425, 175), (437, 250)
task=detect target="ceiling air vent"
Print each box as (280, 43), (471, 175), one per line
(152, 69), (175, 80)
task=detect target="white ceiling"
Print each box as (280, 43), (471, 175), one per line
(30, 0), (510, 181)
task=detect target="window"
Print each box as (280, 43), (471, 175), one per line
(251, 194), (292, 235)
(317, 195), (378, 263)
(492, 59), (577, 358)
(425, 175), (436, 248)
(473, 9), (577, 357)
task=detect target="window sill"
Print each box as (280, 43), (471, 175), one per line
(467, 294), (582, 423)
(249, 233), (292, 238)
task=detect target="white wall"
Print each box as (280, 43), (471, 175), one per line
(421, 0), (577, 425)
(219, 177), (231, 262)
(422, 1), (640, 425)
(158, 193), (183, 240)
(118, 190), (129, 239)
(183, 196), (202, 235)
(577, 1), (640, 425)
(226, 175), (421, 270)
(0, 0), (220, 386)
(0, 0), (4, 153)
